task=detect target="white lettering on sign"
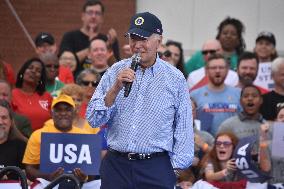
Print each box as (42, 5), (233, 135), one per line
(235, 142), (258, 178)
(49, 143), (92, 164)
(65, 144), (77, 164)
(237, 143), (249, 156)
(235, 157), (249, 169)
(242, 170), (258, 178)
(50, 144), (63, 163)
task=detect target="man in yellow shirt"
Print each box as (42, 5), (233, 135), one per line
(23, 94), (91, 186)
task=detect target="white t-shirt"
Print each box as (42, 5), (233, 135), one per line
(187, 67), (239, 90)
(254, 62), (274, 90)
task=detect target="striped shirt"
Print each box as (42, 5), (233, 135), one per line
(86, 56), (194, 169)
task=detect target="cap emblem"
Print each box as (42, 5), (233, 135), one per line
(135, 17), (144, 26)
(41, 34), (48, 39)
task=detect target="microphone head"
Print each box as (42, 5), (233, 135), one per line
(132, 53), (141, 64)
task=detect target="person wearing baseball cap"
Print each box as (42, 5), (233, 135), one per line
(254, 31), (278, 91)
(254, 31), (278, 63)
(35, 32), (74, 84)
(34, 32), (57, 56)
(23, 94), (97, 187)
(87, 12), (194, 188)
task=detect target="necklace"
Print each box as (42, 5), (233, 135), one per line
(20, 89), (34, 105)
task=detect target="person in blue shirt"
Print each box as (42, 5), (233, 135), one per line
(87, 12), (194, 189)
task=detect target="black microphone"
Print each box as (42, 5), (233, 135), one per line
(124, 53), (141, 97)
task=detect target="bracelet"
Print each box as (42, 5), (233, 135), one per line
(202, 143), (209, 152)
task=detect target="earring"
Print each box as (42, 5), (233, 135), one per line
(20, 74), (23, 78)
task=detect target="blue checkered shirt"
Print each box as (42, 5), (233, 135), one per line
(86, 56), (194, 169)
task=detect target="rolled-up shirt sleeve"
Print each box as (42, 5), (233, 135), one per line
(86, 69), (116, 128)
(171, 78), (194, 169)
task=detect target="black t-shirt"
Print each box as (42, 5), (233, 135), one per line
(59, 29), (120, 65)
(0, 139), (26, 180)
(260, 90), (284, 120)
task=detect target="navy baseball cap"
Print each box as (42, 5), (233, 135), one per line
(126, 12), (163, 38)
(256, 31), (276, 46)
(35, 32), (55, 47)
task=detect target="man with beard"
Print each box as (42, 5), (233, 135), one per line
(0, 99), (26, 180)
(236, 51), (268, 94)
(191, 54), (241, 136)
(187, 39), (238, 91)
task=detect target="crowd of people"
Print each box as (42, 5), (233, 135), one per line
(0, 0), (283, 189)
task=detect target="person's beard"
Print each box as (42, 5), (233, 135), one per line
(0, 126), (8, 141)
(239, 74), (256, 86)
(209, 74), (226, 87)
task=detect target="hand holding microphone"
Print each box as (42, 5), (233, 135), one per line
(124, 53), (141, 97)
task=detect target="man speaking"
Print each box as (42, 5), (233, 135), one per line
(87, 12), (194, 188)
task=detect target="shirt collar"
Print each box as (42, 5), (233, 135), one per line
(138, 54), (162, 77)
(238, 112), (264, 122)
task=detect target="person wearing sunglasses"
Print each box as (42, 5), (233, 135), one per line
(166, 40), (187, 78)
(76, 69), (101, 118)
(199, 132), (239, 182)
(185, 39), (222, 76)
(187, 39), (238, 91)
(40, 52), (65, 98)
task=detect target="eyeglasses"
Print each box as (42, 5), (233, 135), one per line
(215, 141), (233, 148)
(81, 80), (99, 87)
(201, 49), (217, 55)
(85, 10), (102, 17)
(158, 50), (172, 58)
(45, 64), (59, 69)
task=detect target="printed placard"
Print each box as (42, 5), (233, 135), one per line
(272, 122), (284, 158)
(40, 133), (101, 175)
(233, 136), (271, 183)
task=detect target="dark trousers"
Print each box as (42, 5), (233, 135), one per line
(100, 151), (176, 189)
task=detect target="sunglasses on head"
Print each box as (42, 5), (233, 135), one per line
(81, 80), (99, 87)
(45, 64), (59, 69)
(158, 50), (172, 58)
(201, 49), (217, 55)
(215, 141), (232, 147)
(277, 103), (284, 108)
